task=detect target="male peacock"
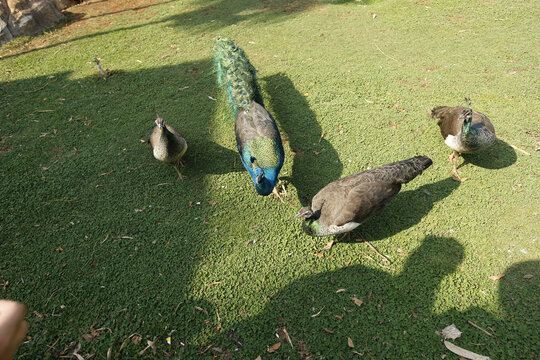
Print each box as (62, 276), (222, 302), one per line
(431, 100), (496, 180)
(214, 38), (285, 200)
(149, 113), (187, 180)
(295, 156), (432, 238)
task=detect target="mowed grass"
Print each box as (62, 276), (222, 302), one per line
(1, 0), (539, 358)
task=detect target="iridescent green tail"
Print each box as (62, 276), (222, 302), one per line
(213, 38), (261, 116)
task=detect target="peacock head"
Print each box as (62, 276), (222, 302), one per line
(253, 168), (274, 196)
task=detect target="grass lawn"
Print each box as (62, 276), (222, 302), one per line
(1, 0), (539, 358)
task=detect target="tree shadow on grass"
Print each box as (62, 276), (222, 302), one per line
(203, 237), (539, 359)
(263, 73), (343, 206)
(460, 139), (517, 170)
(0, 59), (239, 358)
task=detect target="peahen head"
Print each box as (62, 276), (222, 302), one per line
(461, 108), (473, 133)
(294, 207), (314, 219)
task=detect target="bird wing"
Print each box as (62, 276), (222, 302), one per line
(472, 110), (495, 133)
(326, 182), (402, 227)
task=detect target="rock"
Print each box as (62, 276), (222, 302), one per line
(0, 0), (75, 46)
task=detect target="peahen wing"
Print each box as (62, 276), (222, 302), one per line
(328, 182), (402, 227)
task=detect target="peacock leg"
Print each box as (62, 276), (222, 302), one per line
(173, 164), (184, 181)
(272, 187), (284, 203)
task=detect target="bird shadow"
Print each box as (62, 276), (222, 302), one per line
(184, 140), (242, 176)
(342, 177), (461, 243)
(262, 73), (343, 206)
(459, 139), (517, 170)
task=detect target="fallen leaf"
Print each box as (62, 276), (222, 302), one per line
(489, 274), (504, 281)
(523, 274), (533, 279)
(268, 342), (281, 353)
(323, 328), (334, 334)
(443, 340), (492, 360)
(388, 121), (397, 129)
(132, 335), (142, 344)
(336, 288), (346, 293)
(208, 201), (216, 206)
(350, 297), (363, 307)
(194, 306), (208, 315)
(348, 337), (354, 348)
(255, 357), (262, 360)
(335, 314), (344, 320)
(441, 324), (462, 340)
(345, 260), (351, 266)
(314, 253), (323, 258)
(55, 246), (63, 252)
(313, 150), (320, 155)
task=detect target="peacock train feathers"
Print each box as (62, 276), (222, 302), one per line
(214, 38), (285, 198)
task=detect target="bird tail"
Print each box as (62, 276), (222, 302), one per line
(430, 106), (449, 119)
(213, 38), (262, 116)
(368, 156), (433, 184)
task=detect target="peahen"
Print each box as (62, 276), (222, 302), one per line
(213, 38), (285, 200)
(295, 156), (432, 238)
(149, 113), (187, 180)
(431, 101), (496, 180)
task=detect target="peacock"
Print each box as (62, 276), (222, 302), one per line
(213, 38), (285, 200)
(431, 100), (496, 180)
(295, 156), (432, 238)
(149, 113), (187, 180)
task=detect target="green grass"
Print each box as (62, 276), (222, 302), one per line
(1, 0), (539, 358)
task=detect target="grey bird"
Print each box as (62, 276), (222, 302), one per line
(431, 102), (496, 180)
(295, 156), (432, 238)
(149, 114), (187, 180)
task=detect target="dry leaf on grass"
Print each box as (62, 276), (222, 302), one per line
(314, 253), (323, 258)
(336, 288), (346, 293)
(441, 324), (462, 340)
(443, 340), (492, 360)
(323, 328), (334, 334)
(194, 306), (208, 315)
(132, 335), (142, 344)
(489, 274), (504, 281)
(347, 337), (354, 348)
(350, 297), (363, 307)
(255, 357), (262, 360)
(523, 274), (533, 279)
(268, 342), (281, 353)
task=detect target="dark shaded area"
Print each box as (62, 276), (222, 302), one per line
(356, 177), (460, 242)
(263, 73), (343, 206)
(204, 237), (539, 358)
(0, 59), (239, 358)
(461, 139), (517, 170)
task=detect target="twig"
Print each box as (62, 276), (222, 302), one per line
(44, 288), (62, 307)
(311, 305), (325, 318)
(24, 79), (57, 93)
(374, 43), (400, 63)
(498, 137), (530, 155)
(468, 320), (496, 338)
(363, 240), (390, 263)
(282, 327), (294, 349)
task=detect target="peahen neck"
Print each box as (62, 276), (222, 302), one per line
(461, 123), (495, 151)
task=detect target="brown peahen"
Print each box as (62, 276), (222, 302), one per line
(295, 156), (432, 238)
(431, 101), (496, 180)
(149, 114), (187, 180)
